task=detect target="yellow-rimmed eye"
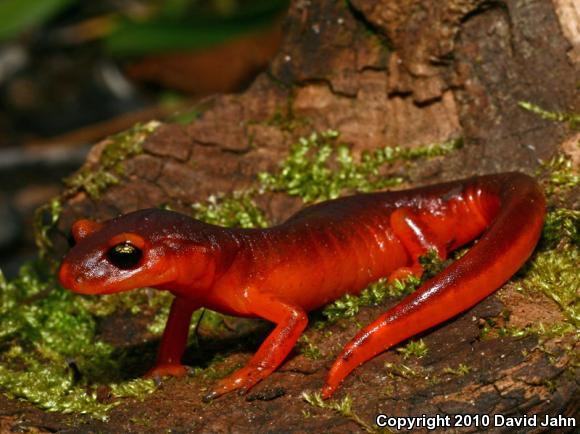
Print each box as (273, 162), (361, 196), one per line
(106, 242), (142, 269)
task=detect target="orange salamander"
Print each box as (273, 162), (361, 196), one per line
(58, 172), (545, 400)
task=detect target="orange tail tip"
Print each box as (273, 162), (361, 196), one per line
(321, 383), (337, 400)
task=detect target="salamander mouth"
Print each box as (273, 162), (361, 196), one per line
(58, 262), (104, 294)
(58, 262), (88, 293)
(58, 263), (74, 290)
(58, 264), (131, 295)
(58, 258), (178, 295)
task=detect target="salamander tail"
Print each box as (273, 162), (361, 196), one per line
(322, 172), (545, 398)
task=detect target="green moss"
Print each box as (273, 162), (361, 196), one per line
(480, 206), (579, 342)
(63, 121), (160, 200)
(510, 206), (580, 334)
(443, 363), (471, 376)
(320, 250), (446, 324)
(33, 198), (62, 261)
(0, 358), (113, 419)
(537, 153), (580, 196)
(259, 130), (462, 203)
(192, 191), (268, 228)
(265, 106), (310, 133)
(499, 143), (580, 340)
(384, 362), (422, 379)
(302, 392), (380, 433)
(481, 315), (575, 342)
(518, 101), (580, 130)
(320, 277), (415, 324)
(419, 248), (451, 278)
(397, 339), (428, 360)
(518, 247), (579, 328)
(541, 208), (580, 249)
(0, 264), (156, 419)
(297, 335), (323, 360)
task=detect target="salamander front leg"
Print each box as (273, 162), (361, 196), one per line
(204, 288), (308, 401)
(145, 296), (198, 378)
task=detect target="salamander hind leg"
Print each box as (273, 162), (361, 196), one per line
(388, 208), (447, 282)
(203, 287), (307, 401)
(321, 208), (449, 398)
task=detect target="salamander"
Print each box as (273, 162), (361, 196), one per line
(58, 172), (545, 400)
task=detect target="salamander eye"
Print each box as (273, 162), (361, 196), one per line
(106, 242), (143, 269)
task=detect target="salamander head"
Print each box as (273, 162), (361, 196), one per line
(59, 208), (216, 295)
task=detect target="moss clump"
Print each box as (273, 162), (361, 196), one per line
(264, 106), (310, 133)
(517, 244), (579, 328)
(302, 392), (378, 433)
(540, 208), (579, 249)
(320, 250), (446, 324)
(192, 191), (268, 228)
(518, 101), (580, 130)
(63, 121), (161, 200)
(0, 263), (156, 419)
(507, 204), (579, 336)
(259, 130), (462, 203)
(443, 363), (471, 376)
(297, 335), (323, 360)
(384, 362), (422, 379)
(320, 277), (418, 324)
(397, 339), (428, 360)
(479, 206), (579, 342)
(0, 356), (113, 419)
(33, 197), (62, 261)
(537, 153), (580, 196)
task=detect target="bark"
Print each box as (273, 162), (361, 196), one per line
(55, 0), (579, 232)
